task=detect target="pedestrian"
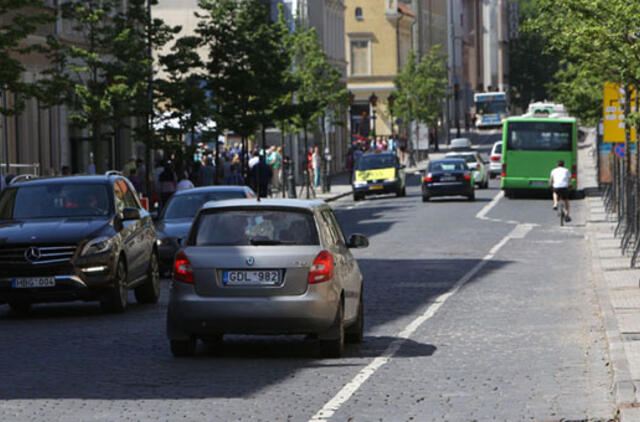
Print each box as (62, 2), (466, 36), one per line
(357, 111), (370, 138)
(128, 168), (143, 193)
(249, 154), (273, 198)
(306, 147), (314, 186)
(248, 148), (260, 169)
(158, 162), (176, 206)
(176, 167), (195, 191)
(224, 164), (245, 185)
(122, 155), (136, 176)
(266, 146), (281, 191)
(198, 156), (216, 186)
(312, 146), (322, 187)
(346, 146), (354, 184)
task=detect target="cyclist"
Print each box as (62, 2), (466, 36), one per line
(549, 159), (571, 222)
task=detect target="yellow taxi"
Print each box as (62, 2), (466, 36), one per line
(352, 152), (406, 201)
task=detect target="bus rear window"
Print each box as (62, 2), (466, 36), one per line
(506, 122), (573, 151)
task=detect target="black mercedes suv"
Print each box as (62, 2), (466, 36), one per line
(0, 174), (159, 314)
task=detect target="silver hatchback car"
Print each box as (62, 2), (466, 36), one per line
(167, 199), (369, 358)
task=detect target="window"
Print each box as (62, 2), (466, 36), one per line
(0, 184), (111, 219)
(356, 154), (398, 171)
(355, 7), (363, 20)
(192, 209), (319, 246)
(506, 122), (573, 152)
(162, 191), (248, 220)
(350, 40), (370, 75)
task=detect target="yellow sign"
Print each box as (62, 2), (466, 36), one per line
(355, 168), (396, 182)
(603, 82), (637, 143)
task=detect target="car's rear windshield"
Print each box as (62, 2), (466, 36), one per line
(356, 155), (397, 170)
(0, 183), (111, 220)
(163, 191), (247, 219)
(506, 121), (573, 151)
(493, 143), (502, 154)
(429, 161), (467, 172)
(447, 154), (476, 163)
(192, 209), (319, 246)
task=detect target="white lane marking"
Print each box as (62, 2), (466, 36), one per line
(308, 223), (533, 422)
(476, 190), (504, 221)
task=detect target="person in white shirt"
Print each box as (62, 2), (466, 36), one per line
(549, 159), (571, 222)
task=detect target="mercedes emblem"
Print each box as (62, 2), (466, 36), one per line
(25, 247), (42, 262)
(246, 256), (255, 266)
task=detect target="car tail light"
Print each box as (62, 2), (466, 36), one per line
(571, 164), (577, 180)
(309, 250), (334, 284)
(501, 163), (507, 178)
(490, 155), (501, 162)
(424, 172), (433, 183)
(174, 251), (194, 284)
(464, 173), (471, 180)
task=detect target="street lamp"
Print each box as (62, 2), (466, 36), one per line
(369, 92), (378, 138)
(387, 93), (396, 138)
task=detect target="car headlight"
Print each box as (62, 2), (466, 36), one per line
(81, 236), (113, 256)
(385, 178), (396, 183)
(354, 181), (367, 187)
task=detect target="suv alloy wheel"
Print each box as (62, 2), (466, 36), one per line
(100, 259), (128, 313)
(134, 251), (161, 304)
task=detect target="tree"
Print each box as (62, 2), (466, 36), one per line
(0, 0), (53, 115)
(509, 0), (561, 111)
(393, 48), (448, 154)
(40, 0), (122, 171)
(290, 24), (347, 197)
(110, 0), (180, 191)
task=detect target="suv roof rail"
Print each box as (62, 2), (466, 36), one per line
(105, 170), (123, 177)
(9, 174), (39, 184)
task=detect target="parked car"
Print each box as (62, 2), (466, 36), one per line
(0, 174), (158, 314)
(167, 199), (369, 358)
(489, 141), (502, 178)
(445, 151), (489, 189)
(156, 186), (255, 273)
(450, 137), (473, 151)
(352, 152), (406, 201)
(422, 159), (475, 201)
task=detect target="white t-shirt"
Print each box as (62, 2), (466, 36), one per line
(176, 179), (194, 191)
(550, 167), (571, 189)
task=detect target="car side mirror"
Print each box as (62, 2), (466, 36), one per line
(122, 207), (141, 221)
(347, 233), (369, 249)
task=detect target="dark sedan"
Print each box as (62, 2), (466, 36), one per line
(156, 186), (255, 272)
(422, 159), (475, 202)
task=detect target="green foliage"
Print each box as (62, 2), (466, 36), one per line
(0, 0), (54, 115)
(393, 48), (448, 131)
(290, 24), (347, 136)
(529, 0), (640, 122)
(509, 0), (560, 110)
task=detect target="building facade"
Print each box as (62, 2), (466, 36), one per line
(345, 0), (415, 139)
(0, 1), (139, 176)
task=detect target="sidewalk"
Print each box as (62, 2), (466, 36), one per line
(582, 129), (640, 421)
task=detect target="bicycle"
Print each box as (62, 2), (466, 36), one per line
(557, 201), (567, 226)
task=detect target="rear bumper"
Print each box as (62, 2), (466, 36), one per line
(167, 282), (339, 339)
(489, 163), (501, 175)
(158, 244), (177, 272)
(422, 182), (473, 197)
(353, 180), (401, 196)
(501, 176), (577, 190)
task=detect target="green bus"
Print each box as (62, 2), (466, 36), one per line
(500, 116), (577, 197)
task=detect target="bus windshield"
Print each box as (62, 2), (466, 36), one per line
(506, 121), (573, 152)
(476, 101), (507, 115)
